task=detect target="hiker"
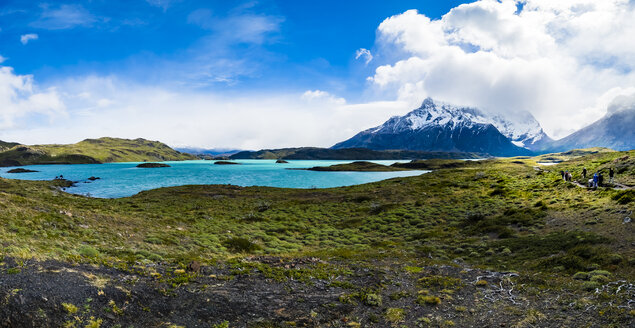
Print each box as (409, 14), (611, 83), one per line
(593, 173), (599, 188)
(609, 168), (614, 183)
(567, 172), (572, 182)
(598, 173), (604, 187)
(560, 170), (565, 180)
(582, 167), (587, 179)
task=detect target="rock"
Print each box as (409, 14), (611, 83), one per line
(7, 168), (39, 173)
(214, 161), (240, 165)
(276, 159), (289, 164)
(87, 176), (100, 181)
(136, 163), (170, 168)
(187, 261), (201, 273)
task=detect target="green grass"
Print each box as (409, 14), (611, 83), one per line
(0, 149), (632, 282)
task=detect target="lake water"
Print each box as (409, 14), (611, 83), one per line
(0, 160), (427, 198)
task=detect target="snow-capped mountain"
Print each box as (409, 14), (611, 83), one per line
(332, 98), (550, 156)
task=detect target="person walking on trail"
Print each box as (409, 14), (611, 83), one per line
(609, 168), (614, 183)
(582, 167), (587, 179)
(593, 172), (599, 188)
(560, 170), (565, 180)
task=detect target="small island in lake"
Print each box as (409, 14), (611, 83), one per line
(214, 161), (240, 165)
(136, 163), (171, 168)
(301, 161), (408, 172)
(6, 168), (39, 173)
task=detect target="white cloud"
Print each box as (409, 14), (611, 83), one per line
(368, 0), (635, 139)
(0, 66), (65, 130)
(355, 48), (373, 64)
(301, 90), (346, 106)
(187, 9), (282, 45)
(0, 72), (407, 149)
(20, 33), (38, 45)
(30, 4), (97, 30)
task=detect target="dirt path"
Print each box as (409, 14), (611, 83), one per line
(568, 180), (632, 190)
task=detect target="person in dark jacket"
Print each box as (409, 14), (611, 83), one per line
(609, 168), (614, 183)
(598, 173), (604, 187)
(582, 167), (587, 179)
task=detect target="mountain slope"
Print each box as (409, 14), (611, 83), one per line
(0, 137), (197, 166)
(333, 98), (538, 156)
(548, 106), (635, 152)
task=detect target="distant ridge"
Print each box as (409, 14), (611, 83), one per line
(230, 147), (485, 160)
(547, 105), (635, 152)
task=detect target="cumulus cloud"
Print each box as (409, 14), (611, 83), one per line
(355, 48), (373, 64)
(0, 66), (65, 130)
(20, 33), (38, 45)
(368, 0), (635, 139)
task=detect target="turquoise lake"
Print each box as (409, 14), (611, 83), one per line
(0, 160), (427, 198)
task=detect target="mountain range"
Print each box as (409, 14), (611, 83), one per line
(332, 97), (634, 156)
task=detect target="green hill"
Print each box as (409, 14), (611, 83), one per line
(0, 137), (196, 166)
(0, 140), (20, 152)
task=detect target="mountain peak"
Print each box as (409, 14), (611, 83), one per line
(333, 98), (553, 155)
(421, 97), (435, 108)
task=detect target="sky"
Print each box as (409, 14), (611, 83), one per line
(0, 0), (634, 149)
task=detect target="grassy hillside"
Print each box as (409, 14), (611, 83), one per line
(0, 140), (20, 151)
(0, 150), (633, 326)
(231, 147), (486, 160)
(0, 137), (196, 166)
(533, 147), (616, 163)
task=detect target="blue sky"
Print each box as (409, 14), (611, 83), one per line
(1, 1), (634, 149)
(1, 0), (468, 100)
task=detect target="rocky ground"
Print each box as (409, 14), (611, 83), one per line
(1, 255), (633, 327)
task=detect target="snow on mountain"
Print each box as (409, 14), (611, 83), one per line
(336, 98), (550, 152)
(332, 98), (539, 156)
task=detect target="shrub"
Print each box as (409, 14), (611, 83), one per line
(222, 237), (260, 253)
(588, 270), (610, 277)
(572, 272), (589, 280)
(590, 275), (610, 284)
(416, 295), (441, 305)
(362, 293), (382, 306)
(78, 246), (99, 258)
(612, 190), (634, 204)
(385, 308), (405, 323)
(582, 281), (600, 291)
(62, 303), (78, 314)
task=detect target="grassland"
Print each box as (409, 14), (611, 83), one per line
(0, 149), (633, 327)
(0, 137), (196, 166)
